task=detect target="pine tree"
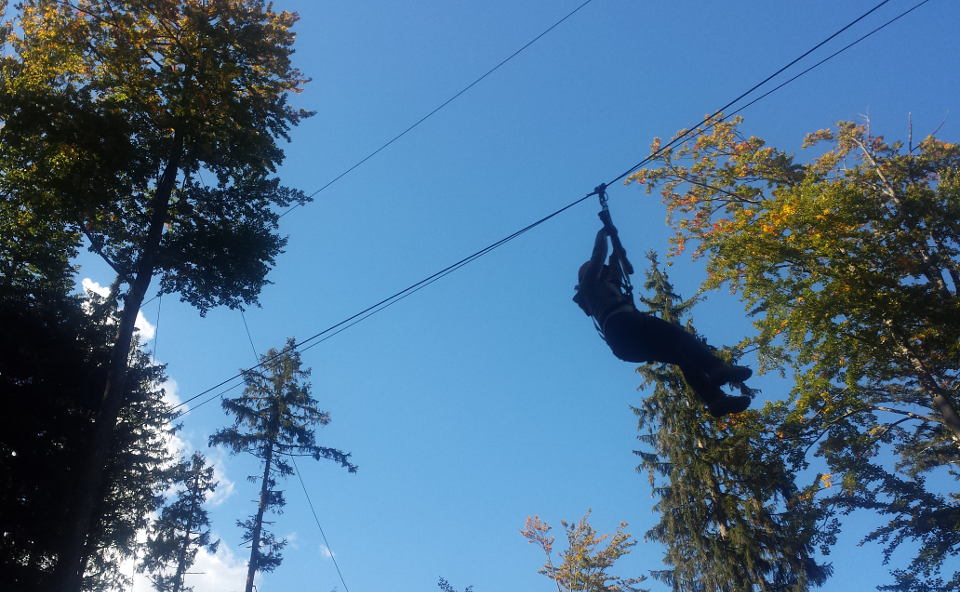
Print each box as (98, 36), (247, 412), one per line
(634, 253), (833, 591)
(209, 338), (356, 592)
(141, 452), (219, 592)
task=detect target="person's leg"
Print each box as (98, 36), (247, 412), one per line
(606, 313), (752, 417)
(601, 311), (661, 363)
(640, 316), (752, 386)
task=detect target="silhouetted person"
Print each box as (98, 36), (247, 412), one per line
(574, 225), (752, 417)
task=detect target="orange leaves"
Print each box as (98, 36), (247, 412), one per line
(521, 515), (555, 554)
(802, 128), (834, 148)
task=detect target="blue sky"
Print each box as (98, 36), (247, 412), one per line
(74, 1), (960, 590)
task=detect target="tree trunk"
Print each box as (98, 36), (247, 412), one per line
(246, 403), (279, 592)
(54, 142), (182, 592)
(172, 470), (201, 592)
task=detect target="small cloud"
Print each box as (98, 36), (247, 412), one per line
(188, 538), (251, 592)
(82, 278), (111, 298)
(135, 312), (156, 341)
(206, 452), (236, 507)
(128, 533), (251, 592)
(80, 278), (156, 341)
(160, 378), (181, 408)
(319, 544), (336, 559)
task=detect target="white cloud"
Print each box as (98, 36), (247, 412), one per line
(129, 537), (251, 592)
(187, 539), (251, 592)
(160, 378), (182, 409)
(80, 278), (156, 341)
(155, 378), (235, 506)
(319, 544), (336, 559)
(82, 277), (111, 298)
(207, 456), (236, 507)
(135, 312), (156, 341)
(283, 532), (299, 551)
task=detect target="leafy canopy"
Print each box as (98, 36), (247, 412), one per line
(0, 0), (313, 312)
(633, 116), (960, 591)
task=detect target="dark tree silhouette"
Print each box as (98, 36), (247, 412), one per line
(141, 452), (219, 592)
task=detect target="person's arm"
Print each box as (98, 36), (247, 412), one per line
(582, 227), (608, 281)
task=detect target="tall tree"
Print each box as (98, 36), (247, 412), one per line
(521, 511), (647, 592)
(633, 117), (960, 589)
(141, 452), (219, 592)
(633, 253), (832, 592)
(209, 338), (356, 592)
(0, 2), (312, 587)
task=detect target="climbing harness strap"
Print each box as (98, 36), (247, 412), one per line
(594, 183), (634, 298)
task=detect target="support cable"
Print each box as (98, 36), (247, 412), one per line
(292, 457), (352, 592)
(280, 0), (597, 217)
(152, 292), (162, 360)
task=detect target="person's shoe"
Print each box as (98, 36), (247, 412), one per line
(709, 364), (753, 386)
(707, 395), (752, 417)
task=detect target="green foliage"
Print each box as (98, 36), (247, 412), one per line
(1, 3), (315, 586)
(634, 254), (832, 592)
(0, 0), (312, 313)
(209, 339), (355, 592)
(521, 511), (647, 592)
(141, 452), (219, 592)
(634, 117), (960, 589)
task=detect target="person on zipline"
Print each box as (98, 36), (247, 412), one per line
(574, 215), (753, 417)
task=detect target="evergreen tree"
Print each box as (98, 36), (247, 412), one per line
(141, 452), (219, 592)
(634, 253), (832, 591)
(209, 338), (356, 592)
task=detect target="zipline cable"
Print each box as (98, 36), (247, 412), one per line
(605, 0), (894, 186)
(175, 0), (924, 412)
(724, 0), (931, 123)
(173, 190), (594, 410)
(279, 0), (597, 218)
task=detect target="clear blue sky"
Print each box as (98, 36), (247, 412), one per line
(76, 1), (960, 590)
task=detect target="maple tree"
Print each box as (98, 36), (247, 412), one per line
(632, 117), (960, 590)
(521, 511), (646, 592)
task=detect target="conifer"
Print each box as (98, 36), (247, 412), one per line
(209, 338), (356, 592)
